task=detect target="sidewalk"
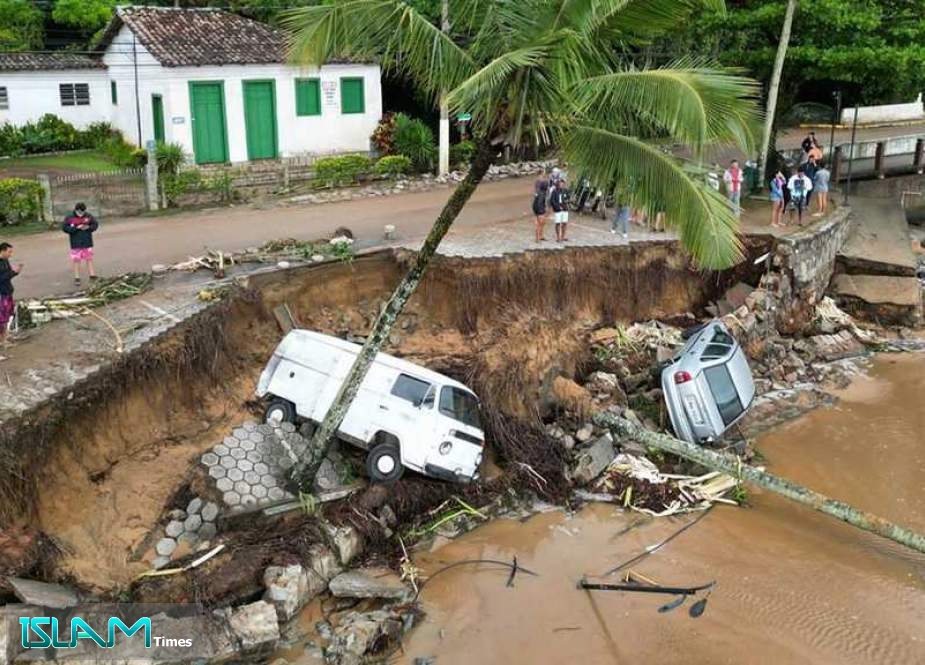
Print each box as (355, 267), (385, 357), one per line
(6, 178), (534, 299)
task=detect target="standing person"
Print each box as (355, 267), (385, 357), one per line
(62, 202), (99, 287)
(0, 242), (22, 360)
(787, 167), (813, 226)
(611, 200), (631, 239)
(550, 178), (570, 242)
(769, 170), (786, 228)
(800, 131), (816, 163)
(707, 163), (721, 192)
(803, 156), (818, 209)
(532, 178), (549, 242)
(723, 159), (743, 217)
(813, 161), (831, 217)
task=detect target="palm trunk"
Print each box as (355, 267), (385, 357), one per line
(757, 0), (797, 188)
(290, 140), (496, 488)
(592, 412), (925, 554)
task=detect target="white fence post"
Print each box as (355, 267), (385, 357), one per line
(145, 142), (159, 212)
(36, 173), (53, 224)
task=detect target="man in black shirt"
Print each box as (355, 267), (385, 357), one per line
(0, 242), (23, 357)
(550, 179), (571, 242)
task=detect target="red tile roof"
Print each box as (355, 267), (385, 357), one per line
(0, 52), (104, 71)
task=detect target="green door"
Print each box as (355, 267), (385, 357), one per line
(189, 82), (228, 164)
(151, 94), (165, 143)
(242, 80), (278, 160)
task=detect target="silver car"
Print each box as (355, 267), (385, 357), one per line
(660, 320), (756, 444)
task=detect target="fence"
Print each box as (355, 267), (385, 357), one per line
(47, 168), (148, 219)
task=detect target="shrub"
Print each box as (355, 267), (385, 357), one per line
(155, 142), (186, 176)
(370, 113), (397, 155)
(82, 121), (118, 148)
(0, 178), (44, 225)
(393, 113), (436, 172)
(99, 134), (146, 168)
(374, 154), (412, 178)
(161, 170), (202, 207)
(450, 140), (477, 168)
(0, 124), (25, 157)
(313, 154), (372, 188)
(19, 114), (83, 154)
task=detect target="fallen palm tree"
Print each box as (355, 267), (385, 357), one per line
(593, 412), (925, 554)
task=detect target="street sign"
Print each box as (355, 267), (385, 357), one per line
(457, 112), (472, 122)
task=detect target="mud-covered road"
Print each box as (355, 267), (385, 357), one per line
(397, 353), (925, 665)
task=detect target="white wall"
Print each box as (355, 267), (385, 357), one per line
(0, 69), (110, 129)
(841, 93), (925, 125)
(103, 28), (382, 163)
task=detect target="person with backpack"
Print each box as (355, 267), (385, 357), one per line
(62, 202), (99, 287)
(532, 177), (549, 242)
(787, 167), (813, 226)
(549, 178), (571, 242)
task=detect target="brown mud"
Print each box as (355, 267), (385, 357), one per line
(1, 243), (768, 593)
(395, 353), (925, 665)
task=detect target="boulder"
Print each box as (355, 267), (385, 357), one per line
(264, 565), (314, 621)
(323, 523), (363, 566)
(8, 578), (78, 609)
(575, 424), (595, 443)
(329, 568), (409, 600)
(570, 435), (616, 485)
(326, 610), (405, 665)
(227, 601), (280, 651)
(585, 371), (628, 404)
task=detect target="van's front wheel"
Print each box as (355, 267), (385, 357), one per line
(366, 442), (404, 483)
(265, 398), (296, 425)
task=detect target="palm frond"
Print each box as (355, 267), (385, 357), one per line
(562, 125), (743, 268)
(283, 0), (475, 99)
(591, 0), (726, 42)
(576, 60), (762, 153)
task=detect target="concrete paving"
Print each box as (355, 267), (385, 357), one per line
(832, 274), (922, 306)
(839, 196), (918, 276)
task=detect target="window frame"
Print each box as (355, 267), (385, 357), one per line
(0, 87), (8, 110)
(60, 83), (91, 107)
(295, 78), (322, 117)
(340, 77), (365, 115)
(703, 364), (744, 426)
(390, 373), (433, 407)
(110, 81), (118, 105)
(438, 386), (482, 429)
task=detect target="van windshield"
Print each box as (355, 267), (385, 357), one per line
(703, 364), (744, 426)
(439, 387), (482, 430)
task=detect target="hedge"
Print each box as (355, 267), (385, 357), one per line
(314, 154), (373, 188)
(0, 178), (45, 226)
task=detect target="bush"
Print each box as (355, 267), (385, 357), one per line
(450, 140), (477, 168)
(82, 121), (118, 148)
(374, 154), (412, 178)
(99, 135), (146, 168)
(155, 142), (186, 176)
(0, 124), (25, 157)
(370, 113), (397, 155)
(314, 154), (373, 188)
(161, 170), (202, 207)
(393, 113), (436, 172)
(0, 178), (44, 226)
(19, 114), (83, 154)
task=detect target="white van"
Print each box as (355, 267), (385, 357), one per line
(256, 330), (485, 483)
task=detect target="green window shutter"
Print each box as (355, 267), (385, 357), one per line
(110, 81), (117, 105)
(295, 78), (321, 116)
(340, 77), (365, 114)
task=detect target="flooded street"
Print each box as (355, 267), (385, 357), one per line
(398, 353), (925, 665)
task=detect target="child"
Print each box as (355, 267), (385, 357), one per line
(0, 242), (23, 359)
(787, 168), (813, 226)
(62, 202), (99, 287)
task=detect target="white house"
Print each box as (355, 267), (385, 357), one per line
(0, 6), (382, 165)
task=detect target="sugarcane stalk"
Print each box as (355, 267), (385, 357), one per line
(592, 413), (925, 554)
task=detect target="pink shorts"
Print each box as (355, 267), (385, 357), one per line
(69, 247), (94, 262)
(0, 295), (14, 329)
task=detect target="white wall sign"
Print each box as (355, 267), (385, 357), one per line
(322, 81), (337, 107)
(172, 116), (185, 124)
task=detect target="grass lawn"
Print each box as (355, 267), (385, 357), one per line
(0, 150), (117, 177)
(0, 221), (53, 238)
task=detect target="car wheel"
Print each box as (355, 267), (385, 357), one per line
(366, 442), (404, 483)
(264, 398), (296, 425)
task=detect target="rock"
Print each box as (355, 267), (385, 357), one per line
(570, 435), (616, 485)
(307, 545), (342, 584)
(264, 565), (314, 621)
(388, 332), (401, 346)
(575, 424), (594, 443)
(228, 601), (280, 651)
(156, 537), (178, 557)
(585, 371), (628, 404)
(329, 568), (409, 600)
(560, 434), (576, 451)
(187, 498), (203, 515)
(379, 505), (397, 528)
(323, 523), (363, 566)
(183, 514), (203, 533)
(199, 522), (218, 541)
(152, 556), (171, 570)
(326, 610), (405, 663)
(656, 346), (675, 364)
(546, 424), (566, 440)
(8, 578), (78, 609)
(201, 501), (220, 523)
(165, 520), (185, 538)
(168, 508), (187, 521)
(624, 372), (650, 393)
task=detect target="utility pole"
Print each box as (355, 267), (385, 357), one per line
(757, 0), (797, 189)
(437, 0), (450, 176)
(828, 89), (842, 159)
(843, 104), (859, 206)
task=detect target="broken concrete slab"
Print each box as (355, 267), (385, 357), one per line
(832, 274), (922, 326)
(326, 609), (406, 665)
(329, 568), (409, 600)
(264, 565), (314, 622)
(323, 523), (363, 566)
(570, 435), (616, 485)
(227, 600), (280, 651)
(8, 577), (78, 608)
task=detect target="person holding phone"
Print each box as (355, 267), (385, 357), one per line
(62, 202), (99, 287)
(0, 242), (23, 359)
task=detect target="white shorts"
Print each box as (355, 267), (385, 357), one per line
(554, 211), (569, 225)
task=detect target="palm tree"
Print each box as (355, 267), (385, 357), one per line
(283, 0), (761, 488)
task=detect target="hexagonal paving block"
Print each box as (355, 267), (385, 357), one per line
(267, 487), (287, 501)
(240, 439), (256, 452)
(230, 447), (247, 461)
(208, 465), (227, 480)
(260, 474), (279, 489)
(280, 422), (296, 434)
(248, 430), (265, 444)
(223, 436), (241, 449)
(201, 502), (220, 522)
(227, 468), (244, 482)
(245, 449), (263, 463)
(165, 520), (184, 538)
(234, 480), (251, 495)
(257, 424), (273, 436)
(155, 538), (177, 557)
(244, 470), (260, 485)
(216, 477), (234, 492)
(199, 523), (218, 541)
(251, 485), (268, 500)
(238, 459), (254, 472)
(187, 498), (203, 515)
(220, 455), (237, 470)
(233, 428), (249, 440)
(201, 452), (219, 467)
(243, 421), (258, 432)
(184, 514), (202, 532)
(253, 462), (270, 475)
(214, 444), (229, 456)
(277, 456), (294, 470)
(240, 495), (258, 508)
(223, 491), (242, 506)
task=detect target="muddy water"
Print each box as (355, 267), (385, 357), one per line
(397, 353), (925, 665)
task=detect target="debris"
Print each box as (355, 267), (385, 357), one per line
(415, 558), (539, 601)
(263, 564), (315, 621)
(570, 434), (616, 485)
(227, 600), (280, 651)
(8, 578), (78, 608)
(273, 304), (299, 333)
(328, 568), (409, 600)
